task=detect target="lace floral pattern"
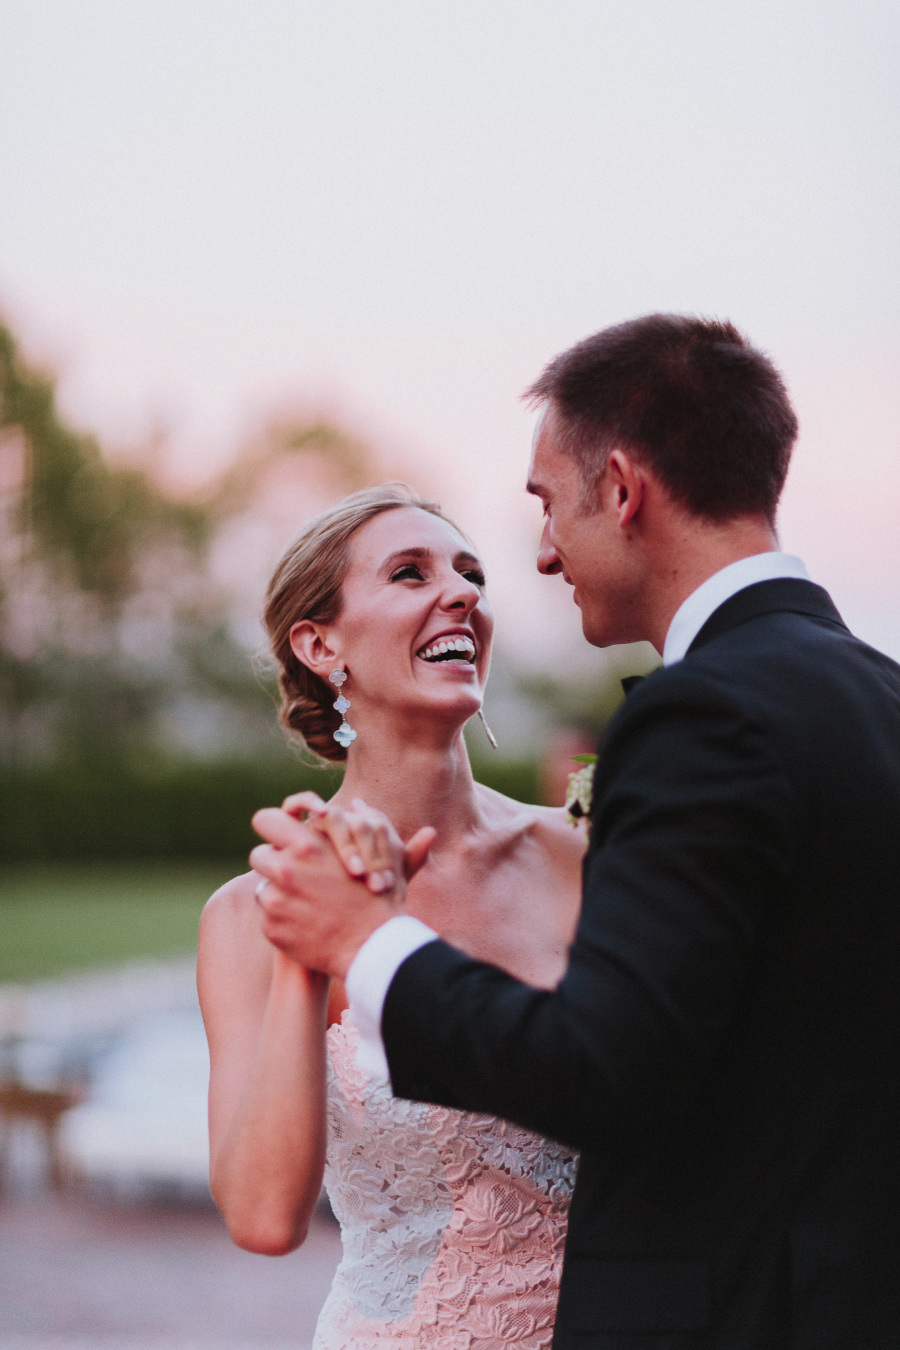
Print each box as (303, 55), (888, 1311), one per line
(312, 1010), (578, 1350)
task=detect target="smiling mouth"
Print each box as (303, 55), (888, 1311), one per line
(416, 635), (476, 664)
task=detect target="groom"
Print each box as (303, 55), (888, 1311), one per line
(251, 315), (900, 1347)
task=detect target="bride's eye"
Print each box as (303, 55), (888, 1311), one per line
(390, 563), (424, 582)
(461, 567), (486, 587)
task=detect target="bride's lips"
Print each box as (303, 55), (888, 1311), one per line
(415, 628), (477, 665)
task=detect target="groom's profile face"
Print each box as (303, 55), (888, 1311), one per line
(528, 404), (640, 648)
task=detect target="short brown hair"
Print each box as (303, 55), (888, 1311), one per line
(525, 314), (798, 522)
(264, 483), (459, 763)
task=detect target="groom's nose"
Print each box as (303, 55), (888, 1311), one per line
(537, 524), (563, 576)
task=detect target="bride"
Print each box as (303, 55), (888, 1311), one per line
(198, 483), (586, 1349)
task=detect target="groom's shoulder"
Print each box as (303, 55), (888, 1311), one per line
(609, 602), (900, 747)
(601, 660), (760, 767)
(683, 596), (900, 701)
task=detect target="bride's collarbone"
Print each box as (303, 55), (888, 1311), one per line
(411, 830), (548, 908)
(433, 801), (546, 871)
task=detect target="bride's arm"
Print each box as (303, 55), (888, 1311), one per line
(197, 874), (329, 1255)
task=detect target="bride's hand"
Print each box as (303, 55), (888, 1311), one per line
(279, 791), (435, 895)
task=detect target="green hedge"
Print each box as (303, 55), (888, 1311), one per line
(0, 759), (541, 861)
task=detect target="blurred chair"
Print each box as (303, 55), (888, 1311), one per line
(0, 989), (85, 1192)
(0, 1079), (85, 1190)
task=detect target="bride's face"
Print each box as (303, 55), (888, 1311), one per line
(314, 506), (493, 730)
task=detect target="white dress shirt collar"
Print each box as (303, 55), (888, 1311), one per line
(662, 552), (810, 667)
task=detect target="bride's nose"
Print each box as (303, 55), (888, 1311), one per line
(438, 571), (481, 614)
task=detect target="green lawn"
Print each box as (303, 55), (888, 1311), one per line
(0, 862), (244, 981)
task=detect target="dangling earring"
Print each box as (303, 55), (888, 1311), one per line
(330, 669), (357, 749)
(477, 707), (498, 750)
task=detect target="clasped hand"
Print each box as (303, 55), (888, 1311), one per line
(250, 793), (436, 979)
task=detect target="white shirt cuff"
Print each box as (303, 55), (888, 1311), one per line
(345, 915), (438, 1082)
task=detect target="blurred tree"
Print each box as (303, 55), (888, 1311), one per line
(211, 414), (374, 516)
(0, 320), (219, 766)
(0, 319), (380, 770)
(518, 642), (662, 742)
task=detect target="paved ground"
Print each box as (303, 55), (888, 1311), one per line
(1, 961), (341, 1348)
(0, 1188), (341, 1350)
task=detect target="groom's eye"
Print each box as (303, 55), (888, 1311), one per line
(390, 563), (424, 582)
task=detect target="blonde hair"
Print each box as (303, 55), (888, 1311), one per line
(264, 483), (461, 763)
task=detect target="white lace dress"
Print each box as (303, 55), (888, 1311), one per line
(312, 1010), (578, 1350)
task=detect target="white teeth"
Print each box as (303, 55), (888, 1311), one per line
(417, 634), (476, 662)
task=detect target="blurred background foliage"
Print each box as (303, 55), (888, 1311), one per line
(2, 316), (251, 772)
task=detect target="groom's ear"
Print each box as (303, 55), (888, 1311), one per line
(606, 450), (644, 529)
(289, 621), (338, 680)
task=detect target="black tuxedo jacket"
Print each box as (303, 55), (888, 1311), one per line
(382, 580), (900, 1349)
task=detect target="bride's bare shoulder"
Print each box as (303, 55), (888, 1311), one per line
(474, 784), (587, 866)
(527, 802), (589, 868)
(201, 870), (257, 925)
(199, 872), (272, 971)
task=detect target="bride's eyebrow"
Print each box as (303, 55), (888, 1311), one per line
(379, 547), (485, 575)
(454, 550), (483, 572)
(383, 546), (430, 568)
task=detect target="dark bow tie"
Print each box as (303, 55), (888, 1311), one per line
(620, 675), (646, 696)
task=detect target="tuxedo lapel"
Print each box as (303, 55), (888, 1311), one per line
(687, 578), (847, 656)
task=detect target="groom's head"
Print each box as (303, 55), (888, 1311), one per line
(525, 314), (799, 648)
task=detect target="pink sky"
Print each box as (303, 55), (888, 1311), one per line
(2, 2), (898, 662)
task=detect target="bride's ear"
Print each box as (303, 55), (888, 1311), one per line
(289, 620), (338, 681)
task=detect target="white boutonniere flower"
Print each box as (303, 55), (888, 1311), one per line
(564, 754), (597, 826)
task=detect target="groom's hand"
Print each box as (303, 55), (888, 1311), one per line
(249, 802), (435, 978)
